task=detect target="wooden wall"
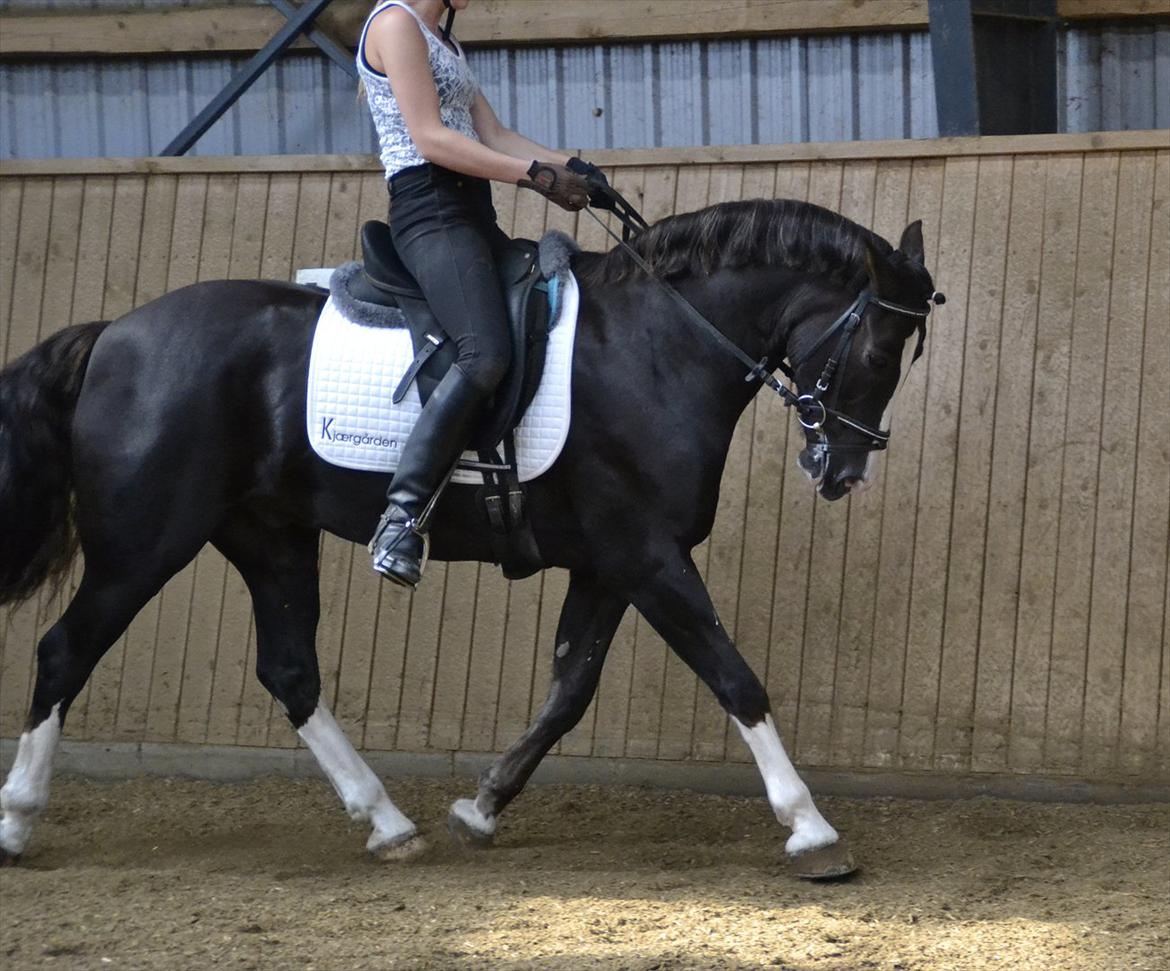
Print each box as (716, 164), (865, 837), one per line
(3, 0), (1164, 58)
(1, 131), (1168, 784)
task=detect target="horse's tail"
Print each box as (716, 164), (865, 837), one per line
(0, 321), (110, 608)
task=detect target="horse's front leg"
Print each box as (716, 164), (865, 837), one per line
(448, 570), (628, 846)
(629, 550), (856, 879)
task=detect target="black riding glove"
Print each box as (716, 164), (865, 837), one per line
(518, 161), (590, 212)
(566, 156), (612, 205)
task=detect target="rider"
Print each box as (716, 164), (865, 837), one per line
(359, 0), (599, 588)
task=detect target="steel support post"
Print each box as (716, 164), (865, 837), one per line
(161, 0), (339, 156)
(271, 0), (358, 80)
(928, 0), (1060, 137)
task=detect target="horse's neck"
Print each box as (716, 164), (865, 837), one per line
(584, 264), (803, 428)
(673, 265), (802, 374)
(636, 268), (790, 423)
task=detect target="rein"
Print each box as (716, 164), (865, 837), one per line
(582, 189), (943, 455)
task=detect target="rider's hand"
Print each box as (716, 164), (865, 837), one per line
(518, 161), (590, 212)
(566, 156), (609, 185)
(566, 156), (611, 205)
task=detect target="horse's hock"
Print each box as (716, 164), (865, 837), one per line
(1, 131), (1167, 801)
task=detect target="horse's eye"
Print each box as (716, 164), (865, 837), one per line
(865, 350), (892, 370)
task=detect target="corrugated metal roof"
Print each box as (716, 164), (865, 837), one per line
(1, 23), (1165, 159)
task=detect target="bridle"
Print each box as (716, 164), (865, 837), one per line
(582, 186), (945, 457)
(777, 289), (942, 455)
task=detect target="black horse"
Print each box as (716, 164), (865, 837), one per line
(0, 198), (940, 879)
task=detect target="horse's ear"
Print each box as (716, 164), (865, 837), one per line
(898, 220), (925, 265)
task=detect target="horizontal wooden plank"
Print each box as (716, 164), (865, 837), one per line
(1059, 0), (1170, 17)
(1, 0), (1163, 59)
(1, 1), (929, 58)
(2, 131), (1167, 180)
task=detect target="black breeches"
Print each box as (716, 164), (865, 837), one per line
(388, 164), (512, 394)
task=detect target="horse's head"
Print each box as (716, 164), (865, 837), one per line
(785, 221), (942, 501)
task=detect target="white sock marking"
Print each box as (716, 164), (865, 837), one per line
(298, 704), (416, 852)
(1, 704), (62, 856)
(451, 797), (497, 837)
(734, 714), (838, 856)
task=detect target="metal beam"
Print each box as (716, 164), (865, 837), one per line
(271, 0), (357, 80)
(160, 0), (337, 157)
(929, 0), (1061, 137)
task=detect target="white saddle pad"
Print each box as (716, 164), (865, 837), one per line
(306, 273), (579, 484)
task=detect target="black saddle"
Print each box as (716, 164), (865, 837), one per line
(356, 220), (553, 454)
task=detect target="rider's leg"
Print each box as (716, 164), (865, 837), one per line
(370, 166), (511, 587)
(369, 364), (487, 587)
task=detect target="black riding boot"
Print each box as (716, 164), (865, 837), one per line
(369, 365), (486, 588)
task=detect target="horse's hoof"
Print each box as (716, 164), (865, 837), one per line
(447, 807), (495, 849)
(0, 846), (21, 867)
(368, 831), (427, 863)
(789, 838), (858, 880)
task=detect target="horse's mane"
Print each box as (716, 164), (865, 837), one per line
(574, 198), (892, 288)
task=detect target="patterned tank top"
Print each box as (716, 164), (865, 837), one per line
(357, 1), (480, 178)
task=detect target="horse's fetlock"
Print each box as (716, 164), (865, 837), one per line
(784, 804), (838, 857)
(0, 814), (33, 855)
(473, 794), (498, 824)
(344, 801), (372, 823)
(342, 783), (390, 825)
(1, 780), (46, 816)
(452, 797), (497, 837)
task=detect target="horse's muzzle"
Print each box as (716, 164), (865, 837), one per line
(798, 444), (826, 482)
(817, 474), (861, 501)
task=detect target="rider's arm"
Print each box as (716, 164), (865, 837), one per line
(365, 7), (531, 184)
(470, 91), (573, 168)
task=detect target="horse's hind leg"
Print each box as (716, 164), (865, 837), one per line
(213, 517), (424, 861)
(1, 566), (174, 861)
(626, 550), (855, 879)
(448, 571), (628, 846)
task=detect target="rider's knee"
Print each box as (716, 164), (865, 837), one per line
(459, 344), (511, 394)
